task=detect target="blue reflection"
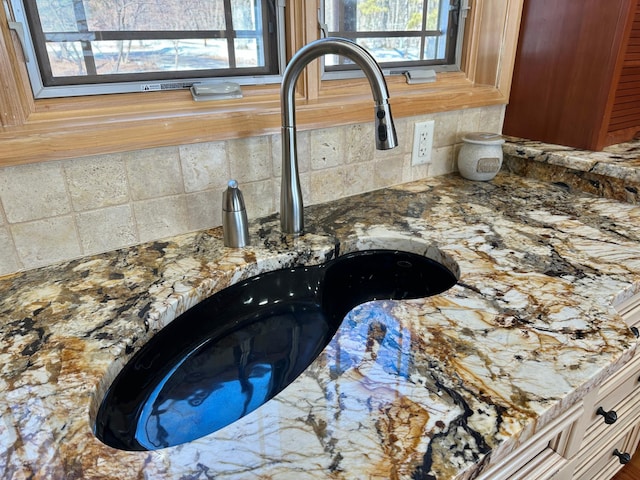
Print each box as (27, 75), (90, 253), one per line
(138, 360), (273, 449)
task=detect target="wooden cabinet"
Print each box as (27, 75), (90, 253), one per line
(475, 404), (583, 480)
(476, 292), (640, 480)
(503, 0), (640, 151)
(571, 353), (640, 479)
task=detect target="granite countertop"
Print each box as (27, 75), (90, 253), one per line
(2, 172), (640, 479)
(503, 137), (640, 203)
(503, 136), (640, 181)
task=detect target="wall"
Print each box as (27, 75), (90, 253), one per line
(0, 105), (504, 276)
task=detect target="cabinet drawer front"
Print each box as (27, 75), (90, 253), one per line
(575, 423), (640, 480)
(587, 383), (640, 441)
(616, 291), (640, 329)
(576, 383), (640, 475)
(509, 447), (567, 480)
(589, 353), (640, 427)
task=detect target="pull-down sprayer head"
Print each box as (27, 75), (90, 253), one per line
(280, 37), (398, 234)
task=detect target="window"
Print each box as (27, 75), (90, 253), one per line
(0, 0), (524, 167)
(9, 0), (465, 98)
(9, 0), (285, 97)
(321, 0), (466, 76)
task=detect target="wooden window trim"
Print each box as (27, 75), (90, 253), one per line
(0, 0), (523, 167)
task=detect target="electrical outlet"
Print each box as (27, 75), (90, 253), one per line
(411, 120), (435, 166)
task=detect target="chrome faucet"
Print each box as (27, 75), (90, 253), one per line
(280, 37), (398, 234)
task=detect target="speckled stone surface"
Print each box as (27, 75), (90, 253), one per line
(503, 136), (640, 203)
(1, 172), (640, 479)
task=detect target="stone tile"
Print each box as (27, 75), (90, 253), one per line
(344, 161), (376, 195)
(430, 146), (456, 177)
(392, 116), (412, 155)
(272, 130), (311, 177)
(179, 141), (229, 193)
(133, 196), (190, 243)
(478, 104), (506, 135)
(374, 154), (404, 188)
(401, 152), (412, 183)
(0, 162), (71, 223)
(411, 163), (431, 181)
(405, 153), (430, 182)
(0, 227), (20, 276)
(228, 136), (272, 183)
(310, 127), (345, 170)
(345, 123), (375, 164)
(241, 180), (275, 220)
(309, 167), (346, 205)
(434, 110), (460, 148)
(76, 205), (137, 255)
(125, 147), (183, 200)
(457, 107), (484, 138)
(12, 217), (81, 269)
(64, 154), (129, 211)
(185, 190), (222, 232)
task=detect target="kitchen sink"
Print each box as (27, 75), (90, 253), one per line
(94, 249), (457, 451)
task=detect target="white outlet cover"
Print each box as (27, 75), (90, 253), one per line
(412, 120), (435, 166)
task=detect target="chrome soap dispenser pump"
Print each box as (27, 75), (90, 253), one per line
(222, 179), (250, 248)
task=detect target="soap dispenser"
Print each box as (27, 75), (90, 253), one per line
(222, 179), (250, 248)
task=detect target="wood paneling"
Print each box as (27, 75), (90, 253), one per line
(607, 0), (640, 143)
(0, 6), (33, 127)
(504, 0), (640, 151)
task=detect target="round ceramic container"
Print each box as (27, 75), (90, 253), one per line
(457, 132), (505, 181)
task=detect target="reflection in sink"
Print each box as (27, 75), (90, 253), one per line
(94, 249), (457, 451)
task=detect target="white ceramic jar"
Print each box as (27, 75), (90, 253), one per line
(457, 132), (505, 181)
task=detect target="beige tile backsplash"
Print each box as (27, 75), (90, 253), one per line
(0, 106), (505, 275)
(0, 162), (72, 223)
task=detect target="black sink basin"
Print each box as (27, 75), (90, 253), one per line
(94, 249), (457, 451)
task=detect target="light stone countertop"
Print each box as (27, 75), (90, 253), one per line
(503, 136), (640, 182)
(1, 172), (640, 479)
(503, 136), (640, 203)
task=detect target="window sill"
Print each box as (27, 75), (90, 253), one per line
(0, 72), (507, 167)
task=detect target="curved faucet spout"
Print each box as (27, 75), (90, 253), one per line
(280, 37), (398, 235)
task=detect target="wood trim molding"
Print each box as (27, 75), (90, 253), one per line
(0, 6), (33, 127)
(0, 0), (523, 167)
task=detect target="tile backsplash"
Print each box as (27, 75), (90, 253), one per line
(0, 105), (504, 276)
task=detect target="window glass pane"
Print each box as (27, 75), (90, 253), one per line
(82, 0), (227, 32)
(46, 39), (234, 76)
(326, 0), (426, 32)
(235, 38), (261, 68)
(425, 1), (441, 31)
(325, 37), (420, 66)
(185, 1), (228, 30)
(16, 0), (280, 96)
(323, 0), (460, 69)
(36, 0), (77, 31)
(232, 0), (259, 30)
(47, 41), (86, 75)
